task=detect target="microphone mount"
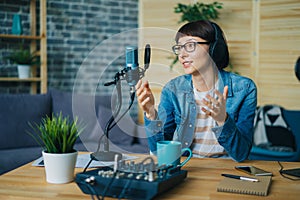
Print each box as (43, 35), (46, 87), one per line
(104, 66), (147, 87)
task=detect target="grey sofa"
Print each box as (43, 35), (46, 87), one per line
(0, 89), (149, 175)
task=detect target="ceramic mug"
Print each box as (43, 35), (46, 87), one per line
(157, 141), (192, 167)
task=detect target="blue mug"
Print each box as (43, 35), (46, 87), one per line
(157, 141), (192, 167)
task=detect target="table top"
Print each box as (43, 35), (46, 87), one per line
(1, 153), (300, 200)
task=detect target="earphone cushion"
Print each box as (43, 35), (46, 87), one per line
(295, 57), (300, 81)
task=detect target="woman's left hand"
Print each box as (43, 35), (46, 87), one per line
(201, 86), (228, 126)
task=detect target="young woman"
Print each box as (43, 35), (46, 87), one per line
(136, 20), (257, 162)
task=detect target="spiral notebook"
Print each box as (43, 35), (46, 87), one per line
(217, 175), (272, 196)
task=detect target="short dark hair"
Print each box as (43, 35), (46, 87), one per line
(175, 20), (229, 69)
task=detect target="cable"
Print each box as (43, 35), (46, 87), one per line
(99, 154), (120, 199)
(83, 156), (95, 173)
(140, 156), (155, 166)
(77, 179), (100, 200)
(108, 91), (135, 131)
(118, 177), (134, 200)
(100, 172), (117, 200)
(95, 91), (135, 153)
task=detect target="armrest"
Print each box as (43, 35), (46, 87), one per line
(250, 146), (295, 158)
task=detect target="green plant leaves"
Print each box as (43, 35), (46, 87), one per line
(6, 49), (39, 65)
(174, 2), (223, 23)
(28, 112), (83, 154)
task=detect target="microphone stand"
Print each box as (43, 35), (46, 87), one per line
(91, 71), (124, 161)
(89, 44), (150, 163)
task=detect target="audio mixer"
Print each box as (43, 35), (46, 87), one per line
(75, 157), (188, 199)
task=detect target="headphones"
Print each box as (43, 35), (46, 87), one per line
(209, 22), (228, 67)
(295, 57), (300, 81)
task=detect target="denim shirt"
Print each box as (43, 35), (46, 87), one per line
(144, 70), (257, 162)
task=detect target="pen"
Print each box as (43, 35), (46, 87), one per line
(221, 174), (259, 182)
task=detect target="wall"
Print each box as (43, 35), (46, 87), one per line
(1, 0), (300, 122)
(138, 0), (300, 115)
(0, 0), (139, 120)
(0, 0), (139, 95)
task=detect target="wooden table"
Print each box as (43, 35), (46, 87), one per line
(0, 153), (300, 200)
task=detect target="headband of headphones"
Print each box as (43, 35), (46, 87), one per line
(209, 22), (228, 68)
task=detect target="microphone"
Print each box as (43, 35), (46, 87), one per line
(144, 44), (151, 70)
(125, 46), (139, 93)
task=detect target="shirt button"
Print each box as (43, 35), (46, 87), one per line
(185, 142), (189, 146)
(189, 124), (192, 127)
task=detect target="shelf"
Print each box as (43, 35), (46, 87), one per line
(0, 34), (43, 40)
(0, 0), (47, 94)
(0, 77), (41, 82)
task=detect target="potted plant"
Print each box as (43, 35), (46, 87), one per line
(6, 48), (39, 78)
(29, 112), (84, 184)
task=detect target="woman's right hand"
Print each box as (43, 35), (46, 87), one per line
(135, 80), (156, 120)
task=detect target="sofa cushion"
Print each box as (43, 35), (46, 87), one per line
(283, 110), (300, 153)
(80, 105), (135, 148)
(50, 88), (113, 119)
(50, 88), (114, 143)
(0, 93), (51, 149)
(0, 146), (42, 175)
(80, 105), (149, 154)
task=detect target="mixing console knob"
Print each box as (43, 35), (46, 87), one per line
(85, 176), (95, 185)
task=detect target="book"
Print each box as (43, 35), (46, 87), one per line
(217, 175), (272, 196)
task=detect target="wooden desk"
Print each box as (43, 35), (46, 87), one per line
(0, 154), (299, 200)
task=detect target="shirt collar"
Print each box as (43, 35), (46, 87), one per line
(178, 70), (233, 97)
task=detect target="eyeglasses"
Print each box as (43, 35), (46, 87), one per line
(172, 41), (210, 55)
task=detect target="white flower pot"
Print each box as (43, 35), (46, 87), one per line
(42, 151), (78, 184)
(17, 64), (31, 79)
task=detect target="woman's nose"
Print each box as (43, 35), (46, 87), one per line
(179, 49), (188, 58)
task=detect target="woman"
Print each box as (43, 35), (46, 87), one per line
(136, 20), (257, 162)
